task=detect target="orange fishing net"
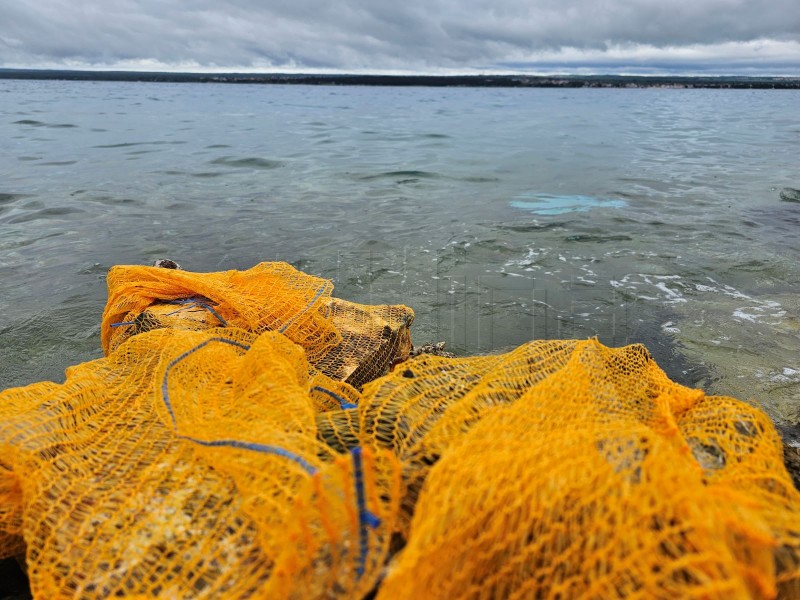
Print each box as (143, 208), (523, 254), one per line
(101, 263), (413, 386)
(1, 262), (798, 599)
(372, 342), (800, 599)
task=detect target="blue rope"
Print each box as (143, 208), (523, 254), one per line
(161, 337), (251, 427)
(311, 386), (358, 410)
(278, 283), (328, 333)
(110, 321), (136, 327)
(175, 435), (317, 475)
(112, 297), (228, 330)
(351, 447), (381, 579)
(159, 336), (317, 476)
(164, 298), (228, 326)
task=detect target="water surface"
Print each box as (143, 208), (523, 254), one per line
(1, 80), (798, 428)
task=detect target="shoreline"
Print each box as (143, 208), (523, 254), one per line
(2, 68), (800, 89)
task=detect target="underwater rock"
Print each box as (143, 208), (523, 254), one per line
(152, 258), (181, 269)
(779, 188), (800, 203)
(410, 341), (455, 358)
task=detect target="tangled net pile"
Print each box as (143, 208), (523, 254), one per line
(1, 262), (799, 599)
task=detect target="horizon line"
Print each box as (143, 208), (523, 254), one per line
(2, 67), (800, 79)
(2, 65), (800, 79)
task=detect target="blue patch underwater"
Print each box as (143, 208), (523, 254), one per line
(511, 194), (627, 215)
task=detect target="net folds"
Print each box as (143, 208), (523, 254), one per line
(1, 262), (797, 599)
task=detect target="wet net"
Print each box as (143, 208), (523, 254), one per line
(1, 262), (799, 599)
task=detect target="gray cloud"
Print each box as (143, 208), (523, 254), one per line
(1, 0), (798, 73)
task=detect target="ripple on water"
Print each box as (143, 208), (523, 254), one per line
(0, 302), (103, 389)
(81, 195), (146, 207)
(210, 156), (285, 169)
(92, 141), (187, 148)
(458, 176), (500, 183)
(0, 193), (27, 205)
(742, 204), (800, 259)
(496, 220), (570, 233)
(5, 206), (88, 224)
(126, 149), (160, 155)
(12, 119), (77, 128)
(565, 234), (634, 243)
(356, 170), (442, 181)
(191, 172), (227, 178)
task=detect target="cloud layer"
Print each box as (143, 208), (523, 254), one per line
(1, 0), (799, 73)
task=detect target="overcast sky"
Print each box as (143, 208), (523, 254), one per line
(1, 0), (799, 75)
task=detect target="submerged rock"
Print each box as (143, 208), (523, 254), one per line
(410, 341), (455, 358)
(779, 187), (800, 203)
(152, 258), (181, 269)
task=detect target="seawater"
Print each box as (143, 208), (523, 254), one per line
(1, 79), (798, 428)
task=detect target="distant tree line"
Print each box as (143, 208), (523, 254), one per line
(1, 69), (799, 89)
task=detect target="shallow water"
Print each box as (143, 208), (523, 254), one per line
(1, 80), (798, 428)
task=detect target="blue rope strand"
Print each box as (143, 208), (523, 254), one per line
(352, 447), (381, 579)
(159, 336), (317, 475)
(175, 435), (317, 475)
(311, 386), (358, 410)
(190, 300), (228, 326)
(163, 298), (228, 326)
(110, 321), (137, 327)
(161, 337), (251, 428)
(278, 283), (328, 333)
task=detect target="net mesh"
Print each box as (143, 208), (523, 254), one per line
(2, 263), (799, 599)
(1, 328), (400, 599)
(374, 341), (800, 599)
(101, 263), (413, 387)
(102, 262), (339, 362)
